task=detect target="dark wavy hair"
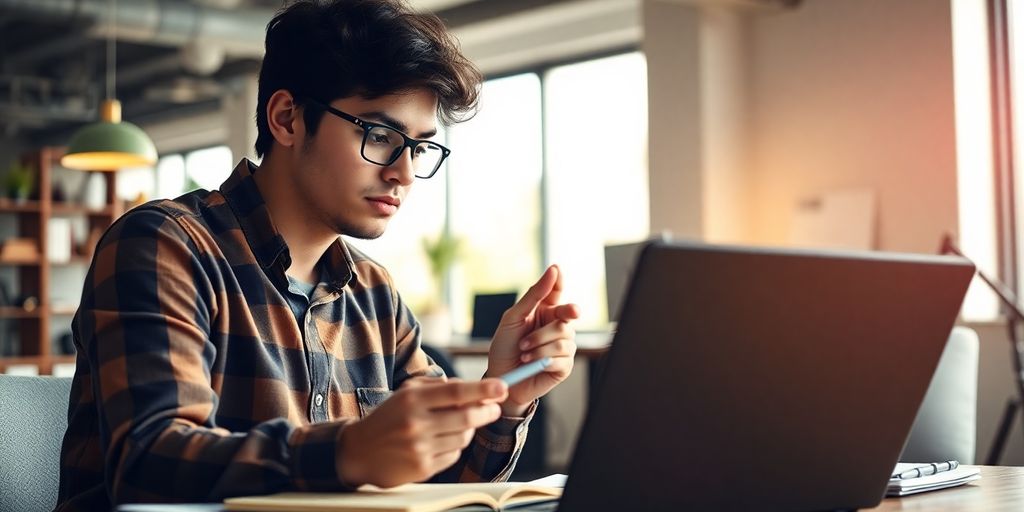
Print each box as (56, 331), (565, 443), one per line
(254, 0), (482, 157)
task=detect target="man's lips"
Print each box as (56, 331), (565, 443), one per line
(367, 196), (401, 207)
(366, 196), (401, 215)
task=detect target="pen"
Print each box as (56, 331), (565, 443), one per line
(498, 357), (553, 386)
(891, 460), (959, 480)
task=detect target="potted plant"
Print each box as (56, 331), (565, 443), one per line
(419, 231), (461, 344)
(4, 162), (34, 203)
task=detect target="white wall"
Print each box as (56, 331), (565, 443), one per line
(746, 0), (959, 252)
(644, 0), (1024, 465)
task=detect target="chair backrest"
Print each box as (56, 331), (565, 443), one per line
(0, 375), (72, 512)
(900, 326), (979, 463)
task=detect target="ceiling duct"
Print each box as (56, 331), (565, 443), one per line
(0, 0), (274, 58)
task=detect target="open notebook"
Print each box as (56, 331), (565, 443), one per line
(223, 482), (562, 512)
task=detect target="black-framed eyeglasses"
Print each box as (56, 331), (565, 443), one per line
(304, 98), (450, 179)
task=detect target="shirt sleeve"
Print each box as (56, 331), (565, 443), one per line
(388, 285), (537, 483)
(78, 207), (352, 503)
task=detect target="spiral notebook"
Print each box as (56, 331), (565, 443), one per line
(887, 463), (981, 496)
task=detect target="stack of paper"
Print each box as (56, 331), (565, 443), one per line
(886, 463), (981, 497)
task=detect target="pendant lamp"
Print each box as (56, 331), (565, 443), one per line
(61, 0), (157, 171)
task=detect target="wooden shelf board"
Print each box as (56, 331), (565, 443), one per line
(0, 258), (42, 266)
(51, 203), (115, 216)
(0, 199), (43, 212)
(0, 306), (43, 318)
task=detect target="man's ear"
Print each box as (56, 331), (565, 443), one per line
(266, 90), (304, 149)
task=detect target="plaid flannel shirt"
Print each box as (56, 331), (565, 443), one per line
(55, 159), (534, 511)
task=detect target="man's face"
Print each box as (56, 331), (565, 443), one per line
(292, 88), (439, 239)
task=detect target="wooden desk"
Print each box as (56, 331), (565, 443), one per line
(865, 465), (1024, 511)
(113, 466), (1024, 511)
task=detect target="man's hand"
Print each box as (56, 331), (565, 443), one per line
(338, 377), (508, 488)
(485, 265), (580, 417)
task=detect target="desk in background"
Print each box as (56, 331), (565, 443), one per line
(439, 333), (611, 478)
(442, 331), (611, 393)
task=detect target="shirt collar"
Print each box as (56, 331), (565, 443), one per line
(220, 158), (355, 289)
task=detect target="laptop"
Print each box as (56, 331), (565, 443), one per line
(558, 241), (974, 511)
(604, 234), (671, 323)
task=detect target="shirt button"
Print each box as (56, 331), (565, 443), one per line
(314, 393), (324, 407)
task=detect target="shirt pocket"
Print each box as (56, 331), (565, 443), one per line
(355, 387), (393, 417)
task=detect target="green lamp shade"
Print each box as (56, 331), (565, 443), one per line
(62, 120), (158, 171)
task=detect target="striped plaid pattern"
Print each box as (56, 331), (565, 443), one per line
(55, 160), (533, 511)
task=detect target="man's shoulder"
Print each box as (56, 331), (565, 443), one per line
(105, 190), (227, 243)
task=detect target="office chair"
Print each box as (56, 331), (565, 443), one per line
(900, 326), (979, 463)
(0, 375), (73, 512)
(421, 343), (459, 379)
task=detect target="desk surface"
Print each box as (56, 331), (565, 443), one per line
(443, 332), (611, 359)
(865, 465), (1024, 511)
(117, 466), (1024, 512)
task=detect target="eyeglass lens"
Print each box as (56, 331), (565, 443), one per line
(363, 125), (444, 178)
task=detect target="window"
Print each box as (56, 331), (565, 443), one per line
(446, 74), (544, 332)
(150, 145), (233, 201)
(545, 53), (649, 328)
(438, 52), (648, 332)
(184, 146), (233, 192)
(955, 0), (999, 320)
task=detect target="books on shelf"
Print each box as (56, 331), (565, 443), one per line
(224, 481), (562, 512)
(0, 237), (39, 263)
(4, 364), (40, 376)
(887, 462), (981, 497)
(52, 362), (76, 378)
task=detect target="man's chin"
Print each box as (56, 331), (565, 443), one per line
(336, 221), (387, 240)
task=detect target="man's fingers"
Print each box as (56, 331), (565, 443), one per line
(504, 265), (560, 321)
(434, 427), (478, 453)
(414, 380), (507, 408)
(431, 450), (463, 474)
(400, 376), (448, 389)
(553, 303), (580, 322)
(518, 319), (575, 352)
(427, 402), (502, 435)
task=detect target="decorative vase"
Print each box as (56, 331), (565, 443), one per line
(419, 306), (453, 346)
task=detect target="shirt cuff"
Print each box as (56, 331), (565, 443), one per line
(288, 421), (355, 491)
(476, 399), (538, 451)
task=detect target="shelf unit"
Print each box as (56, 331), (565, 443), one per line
(0, 147), (121, 375)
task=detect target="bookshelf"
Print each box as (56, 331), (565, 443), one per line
(0, 147), (121, 375)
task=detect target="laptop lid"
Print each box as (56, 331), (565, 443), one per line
(559, 241), (974, 512)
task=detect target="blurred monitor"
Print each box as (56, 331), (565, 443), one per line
(604, 235), (670, 323)
(470, 292), (518, 340)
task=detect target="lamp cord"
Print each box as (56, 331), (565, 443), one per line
(106, 0), (116, 100)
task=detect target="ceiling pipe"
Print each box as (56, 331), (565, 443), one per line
(0, 0), (274, 58)
(0, 0), (484, 59)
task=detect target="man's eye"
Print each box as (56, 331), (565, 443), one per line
(370, 133), (391, 144)
(413, 145), (428, 157)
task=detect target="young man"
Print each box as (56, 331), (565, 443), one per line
(55, 1), (579, 509)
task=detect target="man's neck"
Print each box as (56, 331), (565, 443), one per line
(251, 156), (335, 284)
